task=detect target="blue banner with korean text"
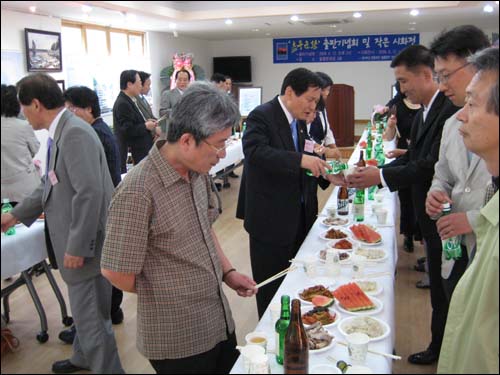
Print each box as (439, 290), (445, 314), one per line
(273, 33), (419, 63)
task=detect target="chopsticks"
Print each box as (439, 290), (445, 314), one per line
(254, 266), (298, 289)
(335, 341), (402, 360)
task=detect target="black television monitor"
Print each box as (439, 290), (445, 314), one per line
(213, 56), (252, 83)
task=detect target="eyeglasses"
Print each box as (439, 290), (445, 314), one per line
(203, 139), (230, 154)
(434, 62), (470, 84)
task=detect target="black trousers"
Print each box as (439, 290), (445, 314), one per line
(250, 204), (307, 319)
(149, 331), (238, 374)
(423, 234), (449, 355)
(442, 245), (469, 302)
(398, 188), (421, 240)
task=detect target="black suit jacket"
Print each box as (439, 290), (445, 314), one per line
(112, 91), (153, 171)
(236, 96), (327, 245)
(381, 92), (460, 237)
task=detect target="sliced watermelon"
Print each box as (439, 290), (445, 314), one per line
(312, 295), (335, 307)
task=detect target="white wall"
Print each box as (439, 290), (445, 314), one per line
(148, 32), (212, 116)
(1, 9), (64, 82)
(207, 29), (497, 119)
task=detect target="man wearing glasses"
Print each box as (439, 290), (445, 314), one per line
(101, 82), (257, 374)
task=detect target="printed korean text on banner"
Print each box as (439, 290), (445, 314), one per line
(273, 33), (419, 64)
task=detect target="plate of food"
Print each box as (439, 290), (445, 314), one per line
(327, 238), (357, 252)
(319, 227), (350, 241)
(297, 284), (336, 305)
(354, 248), (388, 263)
(316, 249), (351, 264)
(338, 316), (390, 342)
(353, 280), (383, 296)
(321, 216), (350, 227)
(305, 322), (336, 353)
(301, 306), (341, 328)
(333, 283), (383, 316)
(349, 224), (383, 246)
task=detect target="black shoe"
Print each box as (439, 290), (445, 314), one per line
(111, 308), (124, 325)
(408, 349), (438, 365)
(228, 171), (239, 178)
(215, 183), (222, 191)
(403, 236), (414, 252)
(222, 182), (231, 188)
(417, 256), (426, 264)
(416, 279), (430, 289)
(58, 325), (76, 344)
(414, 262), (426, 272)
(52, 359), (89, 373)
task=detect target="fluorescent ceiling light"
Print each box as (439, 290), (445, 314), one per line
(290, 15), (299, 22)
(29, 6), (36, 13)
(225, 19), (233, 25)
(483, 4), (494, 12)
(353, 12), (362, 18)
(410, 9), (420, 16)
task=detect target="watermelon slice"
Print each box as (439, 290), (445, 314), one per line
(312, 295), (335, 308)
(350, 224), (382, 243)
(333, 283), (375, 311)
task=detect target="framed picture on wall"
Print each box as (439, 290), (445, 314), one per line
(24, 28), (62, 72)
(56, 80), (65, 92)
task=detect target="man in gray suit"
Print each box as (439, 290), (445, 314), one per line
(1, 74), (124, 374)
(159, 69), (190, 134)
(426, 25), (491, 299)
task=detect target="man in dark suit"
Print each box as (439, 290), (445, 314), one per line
(347, 45), (460, 365)
(1, 74), (123, 373)
(236, 68), (344, 318)
(113, 69), (157, 173)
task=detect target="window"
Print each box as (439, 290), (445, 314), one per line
(61, 21), (149, 116)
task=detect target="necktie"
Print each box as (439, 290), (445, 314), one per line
(45, 137), (53, 178)
(290, 119), (299, 151)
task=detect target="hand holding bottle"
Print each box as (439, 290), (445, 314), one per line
(426, 190), (452, 218)
(1, 212), (17, 233)
(301, 155), (329, 177)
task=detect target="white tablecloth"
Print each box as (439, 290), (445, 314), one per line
(1, 221), (46, 279)
(209, 137), (244, 177)
(231, 131), (399, 374)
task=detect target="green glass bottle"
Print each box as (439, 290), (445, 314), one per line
(366, 127), (373, 160)
(1, 199), (16, 236)
(305, 160), (347, 177)
(353, 151), (365, 222)
(275, 295), (291, 365)
(441, 203), (462, 260)
(368, 185), (377, 201)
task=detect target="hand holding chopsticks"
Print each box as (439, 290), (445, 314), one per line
(254, 266), (298, 289)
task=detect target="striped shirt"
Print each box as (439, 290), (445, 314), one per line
(101, 140), (235, 359)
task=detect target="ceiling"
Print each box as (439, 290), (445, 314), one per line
(1, 1), (499, 40)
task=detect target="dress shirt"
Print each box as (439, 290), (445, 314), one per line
(437, 191), (499, 374)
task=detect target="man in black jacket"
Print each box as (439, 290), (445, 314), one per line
(236, 68), (344, 318)
(113, 70), (157, 173)
(347, 45), (460, 365)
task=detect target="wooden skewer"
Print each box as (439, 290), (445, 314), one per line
(353, 271), (392, 279)
(254, 266), (297, 289)
(336, 341), (401, 360)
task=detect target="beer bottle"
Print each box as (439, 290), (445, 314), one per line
(353, 151), (366, 222)
(275, 295), (291, 365)
(337, 187), (349, 216)
(284, 299), (309, 374)
(441, 203), (462, 260)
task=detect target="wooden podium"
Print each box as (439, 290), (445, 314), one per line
(326, 84), (354, 147)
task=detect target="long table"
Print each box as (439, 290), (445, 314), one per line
(209, 136), (244, 177)
(1, 221), (72, 343)
(231, 132), (398, 373)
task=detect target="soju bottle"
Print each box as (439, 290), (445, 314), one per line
(442, 203), (462, 260)
(366, 127), (373, 160)
(305, 160), (347, 177)
(275, 295), (291, 365)
(284, 299), (309, 374)
(353, 151), (366, 222)
(368, 185), (377, 201)
(1, 199), (16, 236)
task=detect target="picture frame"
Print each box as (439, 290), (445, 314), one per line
(24, 28), (62, 72)
(56, 80), (65, 92)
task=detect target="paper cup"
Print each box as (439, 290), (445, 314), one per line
(346, 332), (370, 365)
(270, 302), (281, 324)
(371, 203), (383, 215)
(245, 331), (268, 352)
(240, 345), (265, 373)
(326, 206), (337, 218)
(351, 254), (366, 279)
(304, 255), (318, 278)
(374, 192), (384, 203)
(375, 208), (388, 225)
